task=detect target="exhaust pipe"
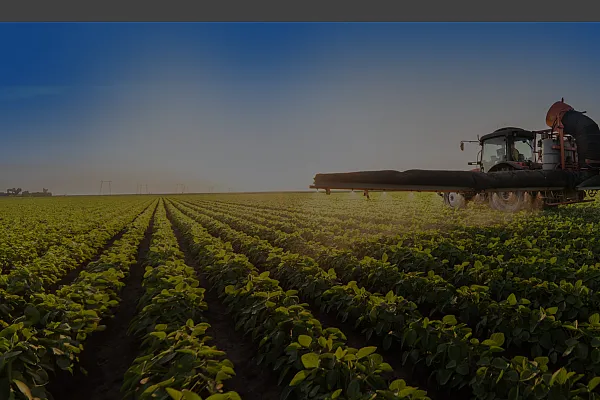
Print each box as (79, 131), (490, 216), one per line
(546, 100), (600, 168)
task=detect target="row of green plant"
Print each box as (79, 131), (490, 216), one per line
(188, 197), (600, 279)
(0, 200), (155, 325)
(0, 199), (157, 399)
(187, 199), (375, 247)
(0, 197), (148, 272)
(184, 198), (600, 305)
(166, 200), (430, 400)
(169, 200), (600, 400)
(180, 199), (600, 333)
(122, 199), (240, 400)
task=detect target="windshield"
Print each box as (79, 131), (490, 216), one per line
(481, 137), (506, 172)
(511, 137), (534, 162)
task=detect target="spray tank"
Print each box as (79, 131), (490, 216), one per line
(545, 99), (600, 169)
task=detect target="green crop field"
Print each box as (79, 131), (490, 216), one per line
(2, 192), (600, 400)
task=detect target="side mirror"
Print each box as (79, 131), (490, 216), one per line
(460, 142), (464, 151)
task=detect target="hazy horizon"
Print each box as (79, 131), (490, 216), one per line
(2, 22), (600, 195)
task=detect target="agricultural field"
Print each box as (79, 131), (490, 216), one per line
(2, 192), (600, 400)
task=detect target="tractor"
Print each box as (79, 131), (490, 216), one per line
(310, 99), (600, 212)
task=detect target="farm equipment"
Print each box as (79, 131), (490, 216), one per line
(310, 99), (600, 212)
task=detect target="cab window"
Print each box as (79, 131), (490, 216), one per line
(481, 137), (506, 172)
(512, 137), (534, 162)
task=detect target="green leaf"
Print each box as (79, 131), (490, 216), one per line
(490, 333), (505, 347)
(13, 380), (33, 400)
(507, 294), (517, 306)
(456, 363), (469, 375)
(24, 306), (40, 325)
(155, 324), (168, 331)
(206, 393), (235, 400)
(150, 331), (167, 340)
(356, 346), (377, 360)
(166, 388), (183, 400)
(301, 353), (320, 369)
(589, 377), (600, 391)
(379, 362), (393, 372)
(390, 379), (407, 391)
(331, 389), (342, 399)
(442, 315), (457, 326)
(290, 370), (308, 386)
(508, 386), (519, 400)
(298, 335), (312, 348)
(347, 380), (361, 398)
(437, 369), (453, 385)
(492, 358), (509, 370)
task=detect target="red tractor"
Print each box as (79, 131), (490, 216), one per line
(311, 99), (600, 212)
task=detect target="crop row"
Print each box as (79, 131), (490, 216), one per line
(188, 197), (600, 275)
(169, 199), (600, 399)
(177, 200), (600, 378)
(189, 199), (394, 243)
(186, 198), (600, 286)
(0, 198), (148, 272)
(122, 199), (240, 400)
(165, 200), (431, 400)
(187, 192), (475, 229)
(1, 199), (157, 399)
(180, 200), (600, 327)
(0, 200), (155, 324)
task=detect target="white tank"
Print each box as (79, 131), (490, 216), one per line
(542, 138), (560, 170)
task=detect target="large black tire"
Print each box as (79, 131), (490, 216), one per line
(487, 165), (538, 212)
(443, 192), (467, 209)
(489, 191), (530, 212)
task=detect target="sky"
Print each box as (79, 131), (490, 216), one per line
(1, 22), (600, 194)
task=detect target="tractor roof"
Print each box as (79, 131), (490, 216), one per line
(480, 127), (536, 143)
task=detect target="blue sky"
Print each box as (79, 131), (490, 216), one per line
(1, 22), (600, 194)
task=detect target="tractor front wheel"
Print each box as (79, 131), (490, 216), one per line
(443, 192), (467, 209)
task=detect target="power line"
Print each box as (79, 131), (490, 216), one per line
(135, 184), (148, 195)
(99, 180), (112, 195)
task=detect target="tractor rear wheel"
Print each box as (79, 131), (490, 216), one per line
(489, 190), (538, 212)
(486, 165), (540, 212)
(489, 191), (523, 212)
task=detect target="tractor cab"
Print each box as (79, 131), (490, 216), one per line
(462, 127), (538, 173)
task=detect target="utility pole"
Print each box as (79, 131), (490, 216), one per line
(99, 180), (112, 195)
